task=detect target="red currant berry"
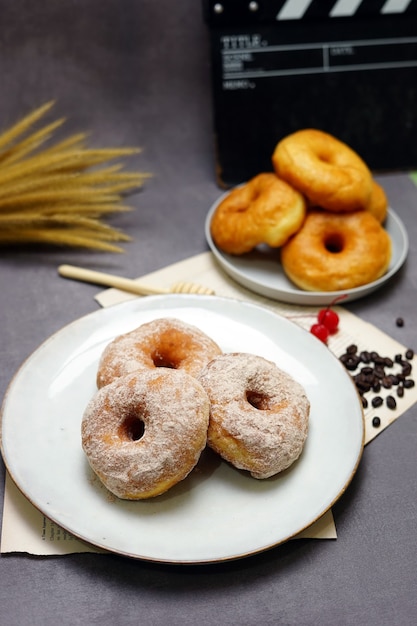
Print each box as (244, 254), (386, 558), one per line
(317, 308), (339, 333)
(310, 323), (329, 343)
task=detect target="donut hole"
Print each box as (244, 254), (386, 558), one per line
(318, 151), (333, 164)
(324, 232), (345, 254)
(151, 349), (179, 369)
(119, 415), (145, 441)
(246, 390), (271, 410)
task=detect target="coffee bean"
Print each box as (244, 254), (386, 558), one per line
(356, 379), (371, 393)
(402, 363), (412, 377)
(372, 416), (381, 427)
(386, 395), (397, 410)
(404, 379), (415, 389)
(406, 349), (414, 360)
(346, 344), (358, 354)
(374, 366), (385, 379)
(372, 396), (383, 408)
(374, 356), (386, 366)
(359, 351), (372, 363)
(396, 317), (404, 327)
(340, 354), (361, 370)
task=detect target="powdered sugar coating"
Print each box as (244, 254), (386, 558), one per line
(199, 353), (310, 479)
(82, 368), (210, 499)
(96, 317), (222, 388)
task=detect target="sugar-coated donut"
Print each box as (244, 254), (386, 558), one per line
(210, 172), (307, 255)
(366, 180), (388, 223)
(281, 210), (392, 292)
(199, 353), (310, 479)
(272, 129), (373, 212)
(82, 368), (210, 499)
(97, 317), (222, 388)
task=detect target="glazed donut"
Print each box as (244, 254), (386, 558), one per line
(272, 129), (373, 212)
(210, 172), (306, 255)
(82, 368), (210, 499)
(97, 317), (222, 388)
(280, 210), (392, 292)
(366, 180), (388, 223)
(199, 353), (310, 479)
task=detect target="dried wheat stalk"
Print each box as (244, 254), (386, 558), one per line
(0, 101), (149, 252)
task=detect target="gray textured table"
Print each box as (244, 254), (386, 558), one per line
(1, 3), (417, 625)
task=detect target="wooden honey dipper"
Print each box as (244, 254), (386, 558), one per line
(58, 264), (215, 296)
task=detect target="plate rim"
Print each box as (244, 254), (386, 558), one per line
(0, 295), (365, 563)
(205, 192), (409, 305)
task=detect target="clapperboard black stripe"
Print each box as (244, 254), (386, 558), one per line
(276, 0), (330, 20)
(301, 0), (386, 19)
(302, 0), (339, 20)
(351, 0), (395, 17)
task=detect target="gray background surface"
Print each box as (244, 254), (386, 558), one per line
(1, 2), (417, 625)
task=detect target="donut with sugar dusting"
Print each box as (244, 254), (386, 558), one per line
(96, 317), (222, 388)
(199, 353), (310, 479)
(82, 368), (210, 499)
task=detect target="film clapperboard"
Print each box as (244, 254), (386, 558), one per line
(203, 0), (417, 187)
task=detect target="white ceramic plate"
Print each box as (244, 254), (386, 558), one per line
(0, 295), (364, 564)
(205, 196), (409, 305)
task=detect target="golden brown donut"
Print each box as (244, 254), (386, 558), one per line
(366, 180), (388, 223)
(82, 368), (210, 499)
(97, 317), (222, 388)
(280, 210), (392, 292)
(210, 172), (306, 255)
(272, 129), (373, 212)
(199, 353), (310, 479)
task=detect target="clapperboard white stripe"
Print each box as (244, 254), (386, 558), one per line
(276, 0), (314, 20)
(381, 0), (414, 13)
(276, 0), (414, 20)
(330, 0), (364, 17)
